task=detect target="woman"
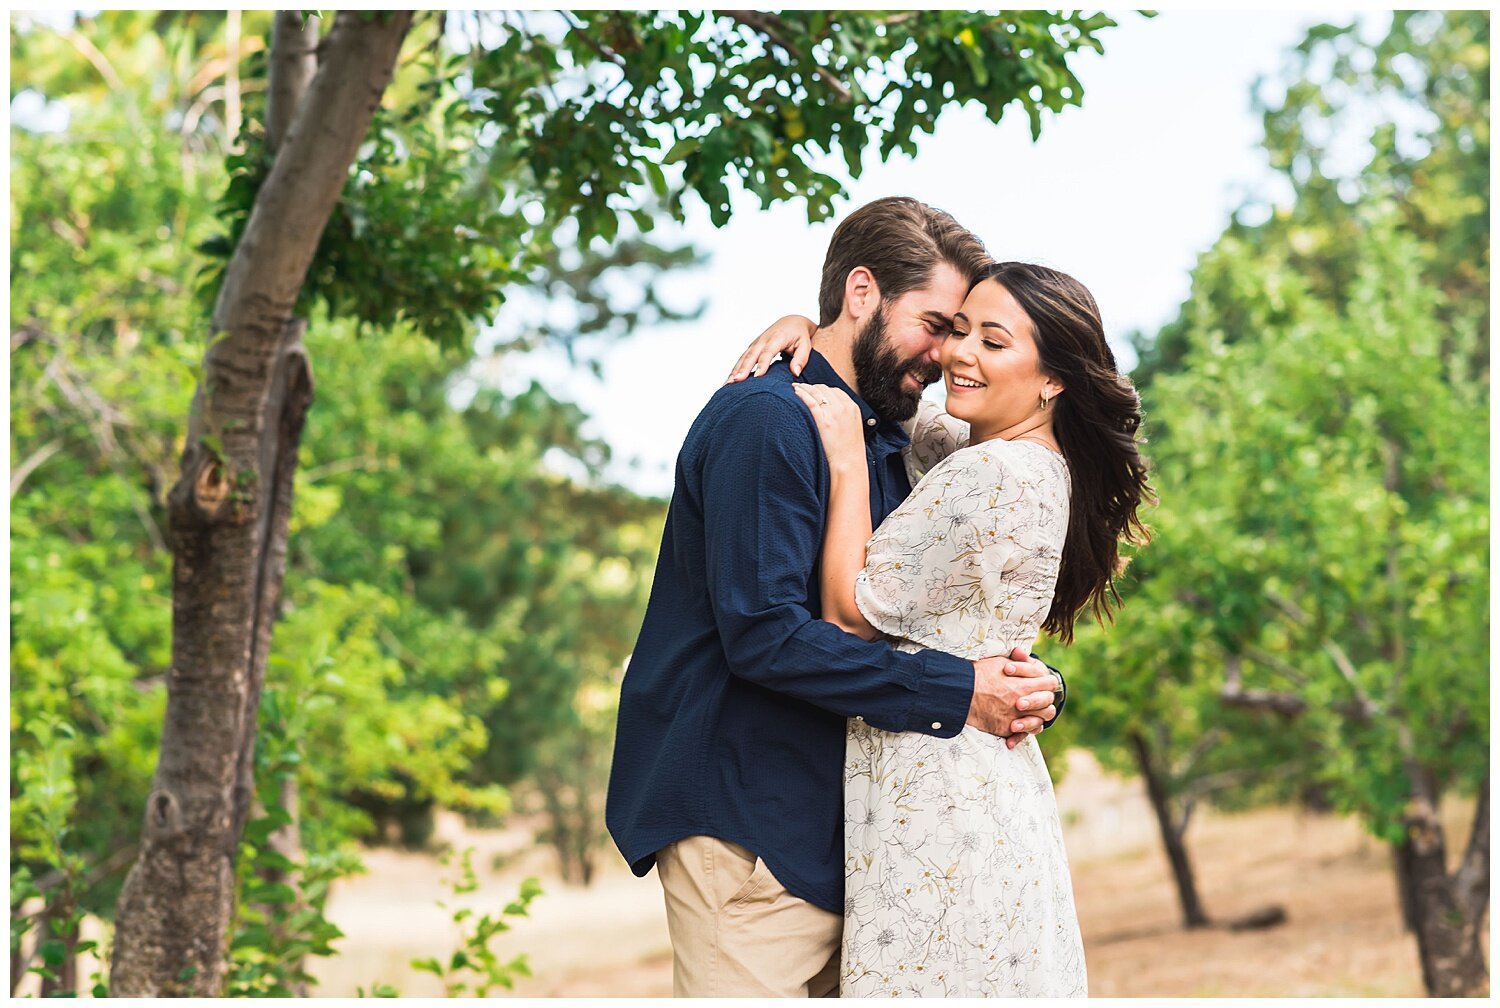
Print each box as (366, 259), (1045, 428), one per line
(730, 262), (1151, 996)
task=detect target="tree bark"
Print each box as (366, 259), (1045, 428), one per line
(1390, 838), (1420, 932)
(1129, 730), (1212, 929)
(1398, 772), (1489, 997)
(256, 12), (318, 995)
(108, 12), (412, 997)
(267, 12), (318, 153)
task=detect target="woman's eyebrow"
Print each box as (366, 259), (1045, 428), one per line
(980, 320), (1014, 337)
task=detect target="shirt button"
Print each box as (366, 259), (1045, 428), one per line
(931, 721), (943, 730)
(865, 417), (877, 427)
(854, 715), (864, 722)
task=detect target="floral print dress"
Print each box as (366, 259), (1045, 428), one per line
(840, 400), (1086, 998)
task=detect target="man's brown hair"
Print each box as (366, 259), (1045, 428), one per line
(816, 197), (991, 326)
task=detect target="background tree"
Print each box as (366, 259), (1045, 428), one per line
(1141, 213), (1488, 997)
(1074, 11), (1489, 994)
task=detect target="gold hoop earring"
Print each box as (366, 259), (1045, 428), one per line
(1037, 393), (1050, 412)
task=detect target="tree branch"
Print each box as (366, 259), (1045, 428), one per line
(1240, 644), (1310, 687)
(10, 438), (65, 497)
(44, 357), (166, 553)
(224, 9), (243, 150)
(1176, 726), (1224, 779)
(562, 12), (628, 68)
(1263, 587), (1379, 720)
(267, 11), (321, 156)
(212, 11), (413, 335)
(65, 25), (124, 92)
(722, 10), (852, 101)
(1320, 638), (1378, 720)
(1219, 655), (1307, 716)
(301, 454), (384, 483)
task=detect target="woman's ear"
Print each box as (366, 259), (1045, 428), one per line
(844, 266), (879, 322)
(1043, 376), (1066, 401)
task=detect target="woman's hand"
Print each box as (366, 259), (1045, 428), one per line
(792, 384), (866, 475)
(726, 314), (817, 383)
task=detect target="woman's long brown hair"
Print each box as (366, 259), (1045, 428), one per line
(987, 262), (1153, 643)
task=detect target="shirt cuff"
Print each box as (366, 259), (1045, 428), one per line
(901, 649), (973, 738)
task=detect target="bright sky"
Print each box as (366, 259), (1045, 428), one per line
(496, 9), (1368, 498)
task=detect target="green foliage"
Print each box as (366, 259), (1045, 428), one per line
(197, 10), (1116, 346)
(1075, 13), (1489, 855)
(1141, 213), (1487, 839)
(226, 796), (361, 997)
(408, 849), (541, 997)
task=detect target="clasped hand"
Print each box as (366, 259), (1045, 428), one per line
(971, 647), (1059, 749)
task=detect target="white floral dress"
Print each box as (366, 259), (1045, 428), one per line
(841, 400), (1086, 998)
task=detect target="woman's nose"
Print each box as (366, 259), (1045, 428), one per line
(947, 334), (977, 364)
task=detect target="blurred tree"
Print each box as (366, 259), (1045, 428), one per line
(1065, 15), (1490, 959)
(1142, 211), (1487, 996)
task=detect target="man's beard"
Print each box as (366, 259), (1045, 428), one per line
(851, 303), (944, 424)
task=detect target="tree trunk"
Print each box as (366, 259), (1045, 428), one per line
(1400, 780), (1489, 997)
(108, 12), (413, 996)
(1390, 837), (1420, 932)
(1129, 731), (1212, 929)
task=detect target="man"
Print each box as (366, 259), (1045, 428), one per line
(606, 197), (1067, 997)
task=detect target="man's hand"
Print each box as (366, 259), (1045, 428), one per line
(966, 646), (1059, 749)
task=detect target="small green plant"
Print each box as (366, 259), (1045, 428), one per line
(408, 847), (541, 997)
(225, 692), (367, 997)
(355, 980), (400, 997)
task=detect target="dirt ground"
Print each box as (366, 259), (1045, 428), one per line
(307, 751), (1486, 998)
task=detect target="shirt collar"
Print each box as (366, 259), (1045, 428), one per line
(797, 350), (912, 449)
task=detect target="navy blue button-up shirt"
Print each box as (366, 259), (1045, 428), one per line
(606, 350), (975, 914)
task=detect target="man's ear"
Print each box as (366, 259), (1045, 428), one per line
(844, 266), (880, 322)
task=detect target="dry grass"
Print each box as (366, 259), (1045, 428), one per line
(307, 752), (1486, 998)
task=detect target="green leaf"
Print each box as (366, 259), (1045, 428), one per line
(663, 138), (701, 164)
(40, 939), (68, 967)
(410, 956), (443, 977)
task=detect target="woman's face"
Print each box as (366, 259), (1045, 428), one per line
(939, 279), (1059, 437)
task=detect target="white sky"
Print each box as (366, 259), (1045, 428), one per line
(495, 9), (1369, 498)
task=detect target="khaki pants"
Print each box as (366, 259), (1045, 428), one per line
(656, 835), (842, 997)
